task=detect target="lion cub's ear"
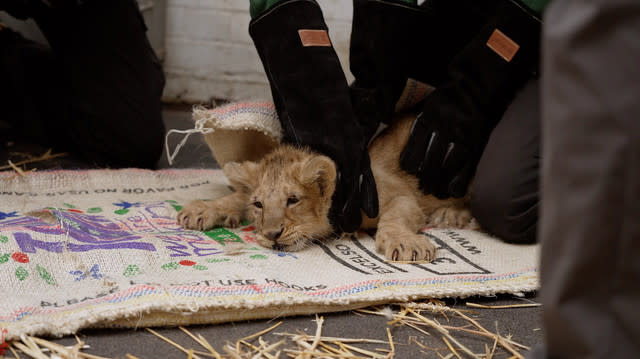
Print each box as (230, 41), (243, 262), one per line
(299, 155), (337, 198)
(223, 161), (259, 194)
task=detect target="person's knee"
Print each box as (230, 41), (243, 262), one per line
(470, 179), (538, 244)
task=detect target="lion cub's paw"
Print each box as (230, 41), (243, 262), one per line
(376, 232), (437, 262)
(177, 200), (242, 231)
(429, 206), (475, 228)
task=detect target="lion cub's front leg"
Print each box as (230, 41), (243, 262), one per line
(375, 195), (436, 262)
(177, 192), (247, 231)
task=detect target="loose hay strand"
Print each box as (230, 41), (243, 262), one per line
(29, 336), (107, 359)
(441, 336), (463, 359)
(399, 301), (474, 314)
(278, 334), (387, 345)
(11, 343), (45, 359)
(309, 315), (324, 352)
(405, 308), (477, 359)
(178, 327), (222, 359)
(452, 309), (525, 359)
(237, 340), (280, 359)
(465, 303), (541, 310)
(17, 336), (52, 359)
(9, 336), (108, 359)
(401, 321), (432, 337)
(342, 343), (385, 358)
(7, 160), (26, 176)
(239, 321), (283, 342)
(9, 345), (21, 359)
(0, 149), (68, 171)
(385, 328), (394, 357)
(489, 336), (499, 359)
(146, 328), (204, 359)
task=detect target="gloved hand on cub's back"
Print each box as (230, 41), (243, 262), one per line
(399, 0), (541, 199)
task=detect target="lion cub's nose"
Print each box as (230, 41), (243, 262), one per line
(264, 229), (283, 241)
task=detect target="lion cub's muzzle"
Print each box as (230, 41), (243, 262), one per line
(256, 229), (301, 252)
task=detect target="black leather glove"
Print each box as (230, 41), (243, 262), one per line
(328, 137), (378, 233)
(401, 83), (488, 199)
(249, 0), (378, 233)
(348, 0), (500, 145)
(400, 0), (541, 199)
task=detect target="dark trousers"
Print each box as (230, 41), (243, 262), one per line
(533, 0), (640, 358)
(0, 0), (165, 168)
(470, 78), (540, 244)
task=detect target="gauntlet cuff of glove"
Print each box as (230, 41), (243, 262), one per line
(250, 0), (365, 157)
(249, 0), (379, 232)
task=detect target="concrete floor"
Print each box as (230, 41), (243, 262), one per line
(0, 108), (543, 358)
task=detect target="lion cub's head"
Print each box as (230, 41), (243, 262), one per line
(223, 145), (337, 251)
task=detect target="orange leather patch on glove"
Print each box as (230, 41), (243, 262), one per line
(298, 29), (332, 47)
(487, 29), (520, 62)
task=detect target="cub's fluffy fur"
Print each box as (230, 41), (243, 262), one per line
(178, 113), (478, 262)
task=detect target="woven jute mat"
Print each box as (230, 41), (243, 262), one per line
(0, 169), (538, 341)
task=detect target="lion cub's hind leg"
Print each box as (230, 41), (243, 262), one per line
(177, 192), (247, 231)
(428, 205), (480, 230)
(375, 195), (436, 262)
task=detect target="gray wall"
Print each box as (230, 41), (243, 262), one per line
(162, 0), (354, 103)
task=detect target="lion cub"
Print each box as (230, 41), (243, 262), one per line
(178, 113), (477, 262)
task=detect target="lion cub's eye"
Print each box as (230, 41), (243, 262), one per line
(252, 201), (263, 209)
(287, 196), (299, 206)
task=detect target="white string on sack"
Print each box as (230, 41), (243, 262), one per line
(164, 116), (215, 166)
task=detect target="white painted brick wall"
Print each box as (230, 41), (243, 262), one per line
(163, 0), (354, 103)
